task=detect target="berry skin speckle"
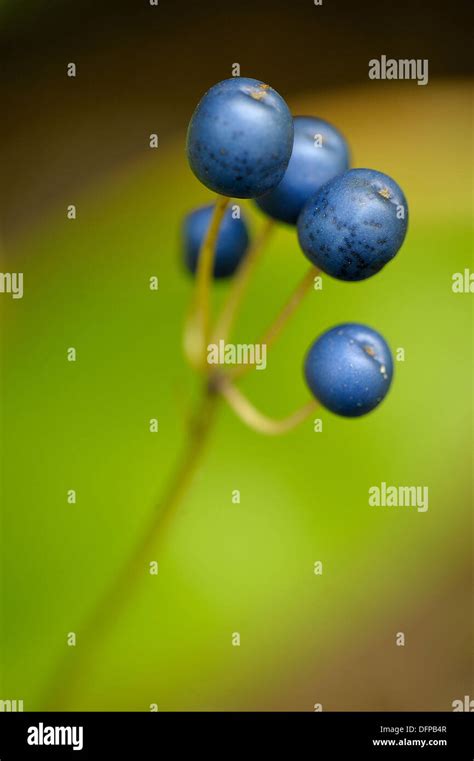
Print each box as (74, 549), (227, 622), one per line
(186, 77), (294, 199)
(297, 168), (408, 281)
(255, 116), (350, 225)
(183, 204), (250, 279)
(304, 323), (394, 417)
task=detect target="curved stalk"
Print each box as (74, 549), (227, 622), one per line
(183, 195), (230, 370)
(42, 387), (220, 710)
(218, 378), (318, 435)
(212, 218), (274, 344)
(231, 265), (320, 381)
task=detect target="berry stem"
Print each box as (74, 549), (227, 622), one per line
(41, 385), (220, 709)
(183, 194), (230, 370)
(211, 218), (274, 344)
(217, 377), (318, 435)
(230, 265), (320, 381)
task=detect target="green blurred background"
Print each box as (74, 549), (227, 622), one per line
(1, 0), (472, 711)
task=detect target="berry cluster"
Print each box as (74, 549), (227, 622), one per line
(183, 77), (409, 427)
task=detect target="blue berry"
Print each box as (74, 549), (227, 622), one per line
(255, 116), (350, 225)
(304, 323), (393, 417)
(183, 204), (250, 279)
(297, 168), (408, 281)
(186, 77), (294, 199)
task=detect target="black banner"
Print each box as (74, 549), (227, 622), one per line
(0, 712), (472, 758)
